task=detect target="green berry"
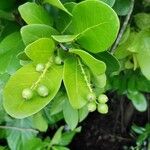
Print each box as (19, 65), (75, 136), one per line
(37, 85), (49, 97)
(87, 102), (96, 112)
(98, 94), (108, 104)
(54, 56), (62, 65)
(87, 92), (96, 102)
(97, 103), (108, 114)
(22, 88), (33, 100)
(36, 63), (45, 72)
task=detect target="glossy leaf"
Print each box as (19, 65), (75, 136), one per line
(3, 64), (63, 118)
(136, 28), (150, 80)
(101, 0), (116, 7)
(18, 2), (53, 26)
(63, 56), (89, 108)
(0, 32), (25, 74)
(127, 92), (147, 112)
(63, 99), (78, 130)
(32, 112), (48, 132)
(69, 49), (106, 75)
(50, 126), (64, 145)
(50, 91), (66, 115)
(25, 38), (55, 64)
(43, 0), (72, 16)
(52, 35), (78, 43)
(95, 51), (120, 75)
(113, 0), (131, 16)
(68, 0), (120, 53)
(21, 24), (58, 46)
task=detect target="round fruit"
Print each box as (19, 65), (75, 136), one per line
(22, 88), (33, 100)
(36, 63), (45, 72)
(87, 102), (96, 112)
(97, 103), (108, 114)
(87, 92), (96, 102)
(98, 94), (108, 104)
(54, 56), (62, 65)
(37, 85), (49, 97)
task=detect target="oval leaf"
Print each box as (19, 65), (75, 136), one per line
(69, 49), (106, 75)
(3, 64), (63, 118)
(63, 56), (89, 109)
(25, 38), (55, 64)
(18, 2), (53, 26)
(43, 0), (72, 16)
(127, 92), (147, 112)
(63, 99), (78, 130)
(68, 0), (120, 53)
(21, 24), (58, 46)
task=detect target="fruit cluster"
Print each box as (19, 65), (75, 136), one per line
(87, 93), (109, 114)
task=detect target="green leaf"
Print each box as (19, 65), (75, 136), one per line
(52, 146), (69, 150)
(50, 91), (66, 115)
(95, 51), (120, 75)
(0, 32), (25, 74)
(56, 2), (76, 33)
(131, 124), (145, 134)
(32, 112), (48, 132)
(22, 138), (44, 150)
(134, 13), (150, 30)
(63, 99), (78, 130)
(59, 129), (79, 146)
(25, 38), (55, 64)
(0, 9), (15, 21)
(135, 28), (150, 80)
(78, 105), (89, 122)
(3, 64), (63, 118)
(18, 2), (53, 26)
(51, 126), (64, 146)
(44, 0), (72, 16)
(63, 56), (90, 108)
(52, 35), (78, 43)
(100, 0), (116, 7)
(21, 24), (58, 46)
(113, 0), (131, 16)
(68, 0), (120, 53)
(7, 118), (37, 150)
(69, 49), (106, 75)
(127, 92), (147, 112)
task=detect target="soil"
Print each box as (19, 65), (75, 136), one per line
(69, 94), (149, 150)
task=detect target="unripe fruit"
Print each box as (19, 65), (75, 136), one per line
(97, 103), (108, 114)
(87, 102), (96, 112)
(36, 63), (45, 72)
(37, 85), (49, 97)
(22, 88), (33, 100)
(87, 92), (96, 102)
(98, 94), (108, 104)
(54, 56), (62, 65)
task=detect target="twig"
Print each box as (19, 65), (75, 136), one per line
(59, 43), (68, 51)
(110, 0), (135, 54)
(0, 125), (39, 133)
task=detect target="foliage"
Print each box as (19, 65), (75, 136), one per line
(0, 0), (150, 149)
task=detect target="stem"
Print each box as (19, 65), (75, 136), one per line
(30, 57), (53, 90)
(77, 57), (93, 93)
(110, 0), (135, 54)
(0, 125), (38, 133)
